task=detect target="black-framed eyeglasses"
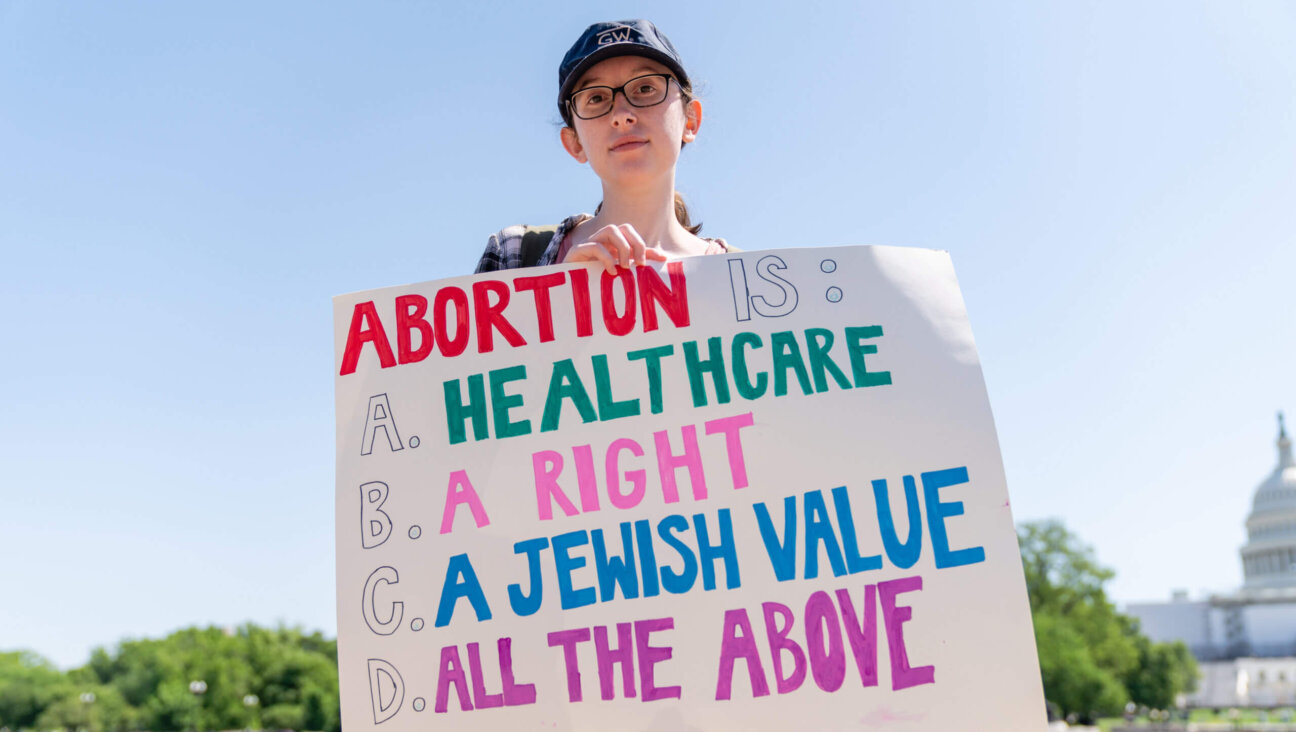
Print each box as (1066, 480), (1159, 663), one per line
(567, 74), (678, 120)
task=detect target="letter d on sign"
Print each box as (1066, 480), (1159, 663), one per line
(367, 658), (405, 724)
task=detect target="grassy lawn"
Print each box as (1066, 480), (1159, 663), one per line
(1097, 707), (1296, 729)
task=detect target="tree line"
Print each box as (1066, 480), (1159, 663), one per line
(1020, 519), (1199, 723)
(0, 625), (338, 732)
(2, 521), (1197, 730)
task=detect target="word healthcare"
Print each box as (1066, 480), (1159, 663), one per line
(440, 326), (891, 444)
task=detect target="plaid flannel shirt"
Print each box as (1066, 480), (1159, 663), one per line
(474, 214), (590, 273)
(474, 213), (731, 273)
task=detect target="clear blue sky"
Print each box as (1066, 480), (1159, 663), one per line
(2, 1), (1293, 669)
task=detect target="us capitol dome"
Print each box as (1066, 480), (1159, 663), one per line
(1126, 414), (1296, 707)
(1242, 414), (1296, 589)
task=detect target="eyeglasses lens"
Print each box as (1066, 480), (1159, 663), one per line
(571, 75), (671, 120)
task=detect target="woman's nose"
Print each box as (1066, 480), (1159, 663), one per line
(609, 91), (637, 126)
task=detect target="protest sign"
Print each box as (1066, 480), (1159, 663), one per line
(333, 245), (1045, 730)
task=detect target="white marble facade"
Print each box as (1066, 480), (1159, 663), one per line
(1125, 416), (1296, 707)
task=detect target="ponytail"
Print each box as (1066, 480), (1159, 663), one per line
(673, 190), (702, 235)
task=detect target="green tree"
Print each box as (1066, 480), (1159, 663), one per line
(35, 685), (136, 732)
(3, 624), (342, 732)
(73, 623), (339, 732)
(1019, 520), (1198, 722)
(1122, 634), (1198, 709)
(302, 689), (326, 732)
(1032, 611), (1128, 717)
(0, 651), (70, 729)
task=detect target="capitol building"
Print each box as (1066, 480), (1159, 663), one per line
(1127, 415), (1296, 707)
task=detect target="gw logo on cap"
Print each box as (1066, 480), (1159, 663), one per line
(597, 25), (637, 45)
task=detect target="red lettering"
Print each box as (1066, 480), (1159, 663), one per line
(430, 283), (471, 354)
(395, 294), (433, 364)
(569, 269), (594, 337)
(638, 262), (690, 332)
(339, 301), (396, 375)
(601, 269), (637, 336)
(433, 287), (470, 357)
(514, 272), (566, 343)
(473, 280), (526, 354)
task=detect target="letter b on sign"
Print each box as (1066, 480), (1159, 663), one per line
(361, 481), (393, 549)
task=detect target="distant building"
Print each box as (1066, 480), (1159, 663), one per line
(1126, 414), (1296, 707)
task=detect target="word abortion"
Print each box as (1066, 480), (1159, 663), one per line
(339, 263), (693, 374)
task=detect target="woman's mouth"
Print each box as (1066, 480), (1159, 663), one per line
(610, 137), (648, 152)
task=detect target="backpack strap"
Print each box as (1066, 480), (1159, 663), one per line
(520, 225), (559, 268)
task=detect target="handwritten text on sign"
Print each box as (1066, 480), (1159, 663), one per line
(333, 246), (1045, 730)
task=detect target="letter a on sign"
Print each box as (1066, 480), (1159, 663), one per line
(362, 393), (404, 455)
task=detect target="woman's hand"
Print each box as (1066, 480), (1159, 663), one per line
(563, 223), (668, 274)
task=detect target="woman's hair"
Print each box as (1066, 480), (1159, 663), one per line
(565, 74), (703, 236)
(672, 190), (702, 236)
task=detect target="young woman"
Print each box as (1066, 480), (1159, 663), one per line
(475, 19), (729, 275)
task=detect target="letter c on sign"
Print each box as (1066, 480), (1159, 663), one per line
(363, 566), (404, 635)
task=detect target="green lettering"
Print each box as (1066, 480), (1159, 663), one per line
(444, 373), (488, 445)
(541, 359), (598, 432)
(770, 331), (813, 397)
(592, 354), (640, 421)
(489, 365), (531, 439)
(805, 328), (853, 393)
(683, 337), (731, 408)
(626, 344), (674, 414)
(845, 326), (892, 387)
(731, 332), (768, 399)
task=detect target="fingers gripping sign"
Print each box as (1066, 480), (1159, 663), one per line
(565, 223), (669, 274)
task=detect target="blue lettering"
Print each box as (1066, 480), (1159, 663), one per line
(592, 524), (640, 602)
(634, 519), (662, 597)
(753, 496), (798, 582)
(657, 514), (698, 594)
(873, 476), (923, 569)
(507, 537), (549, 617)
(695, 509), (742, 590)
(435, 553), (492, 627)
(922, 466), (985, 568)
(831, 486), (882, 573)
(804, 489), (847, 579)
(553, 530), (596, 609)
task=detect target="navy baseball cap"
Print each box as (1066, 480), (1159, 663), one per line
(558, 20), (690, 119)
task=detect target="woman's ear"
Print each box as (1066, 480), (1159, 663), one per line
(682, 99), (703, 143)
(560, 126), (588, 163)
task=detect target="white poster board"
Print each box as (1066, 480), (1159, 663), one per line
(333, 246), (1045, 730)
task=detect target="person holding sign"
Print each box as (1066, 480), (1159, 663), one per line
(476, 20), (730, 275)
